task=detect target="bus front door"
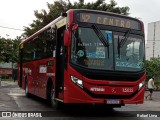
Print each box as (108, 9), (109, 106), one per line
(55, 26), (66, 98)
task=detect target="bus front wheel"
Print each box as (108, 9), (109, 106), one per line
(48, 84), (62, 109)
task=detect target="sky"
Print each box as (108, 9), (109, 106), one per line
(0, 0), (160, 39)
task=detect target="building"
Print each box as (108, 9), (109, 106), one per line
(0, 62), (17, 79)
(146, 21), (160, 60)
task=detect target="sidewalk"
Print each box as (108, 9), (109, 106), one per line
(0, 80), (18, 87)
(128, 91), (160, 111)
(0, 81), (21, 111)
(144, 90), (160, 102)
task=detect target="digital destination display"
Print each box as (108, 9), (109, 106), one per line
(77, 13), (141, 30)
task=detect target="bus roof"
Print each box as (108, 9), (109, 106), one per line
(20, 9), (142, 45)
(20, 16), (63, 45)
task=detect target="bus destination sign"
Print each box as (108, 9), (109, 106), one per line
(78, 13), (141, 30)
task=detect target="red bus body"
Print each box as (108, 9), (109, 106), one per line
(18, 9), (146, 108)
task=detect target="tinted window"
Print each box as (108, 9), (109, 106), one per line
(22, 28), (56, 62)
(71, 27), (145, 72)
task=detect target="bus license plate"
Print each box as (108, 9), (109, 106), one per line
(106, 99), (120, 104)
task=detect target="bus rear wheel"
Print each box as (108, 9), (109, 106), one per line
(25, 80), (30, 97)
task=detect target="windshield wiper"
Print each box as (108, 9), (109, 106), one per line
(119, 29), (131, 48)
(92, 24), (109, 47)
(117, 29), (131, 58)
(91, 24), (110, 58)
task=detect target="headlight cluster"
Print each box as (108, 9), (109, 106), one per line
(138, 81), (145, 90)
(71, 76), (83, 88)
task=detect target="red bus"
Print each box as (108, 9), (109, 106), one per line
(18, 9), (146, 109)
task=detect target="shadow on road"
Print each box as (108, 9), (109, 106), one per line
(22, 94), (136, 117)
(0, 82), (152, 118)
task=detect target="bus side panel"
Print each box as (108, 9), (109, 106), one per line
(27, 75), (34, 94)
(22, 62), (36, 95)
(20, 58), (56, 99)
(35, 58), (55, 99)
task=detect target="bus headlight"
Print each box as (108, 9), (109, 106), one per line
(138, 81), (145, 90)
(71, 76), (83, 88)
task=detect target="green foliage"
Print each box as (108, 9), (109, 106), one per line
(145, 57), (160, 90)
(11, 36), (22, 63)
(154, 80), (160, 90)
(0, 37), (12, 62)
(145, 57), (160, 80)
(0, 36), (22, 63)
(23, 0), (130, 37)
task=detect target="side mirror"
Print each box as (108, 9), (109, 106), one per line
(64, 30), (70, 46)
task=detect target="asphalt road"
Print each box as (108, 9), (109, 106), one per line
(0, 81), (160, 120)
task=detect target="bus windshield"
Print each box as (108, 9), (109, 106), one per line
(71, 26), (145, 72)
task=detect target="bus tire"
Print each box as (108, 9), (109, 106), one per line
(25, 80), (30, 97)
(48, 84), (62, 109)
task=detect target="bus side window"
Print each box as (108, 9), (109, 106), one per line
(45, 28), (56, 58)
(33, 51), (36, 60)
(23, 41), (34, 62)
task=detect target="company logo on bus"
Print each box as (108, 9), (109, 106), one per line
(90, 87), (105, 92)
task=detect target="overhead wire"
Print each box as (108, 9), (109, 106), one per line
(0, 25), (24, 31)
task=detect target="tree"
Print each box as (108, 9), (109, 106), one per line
(11, 36), (22, 63)
(145, 57), (160, 90)
(68, 0), (129, 14)
(0, 37), (6, 62)
(145, 57), (160, 80)
(0, 37), (12, 62)
(23, 0), (130, 36)
(0, 36), (21, 63)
